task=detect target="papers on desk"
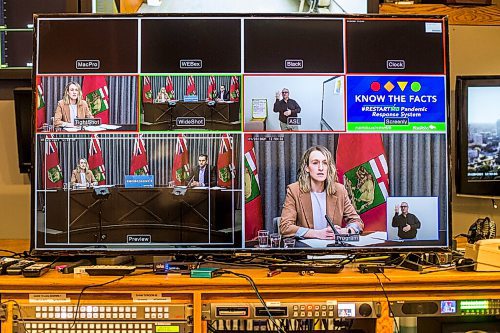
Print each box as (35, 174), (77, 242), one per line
(101, 124), (121, 130)
(300, 232), (388, 248)
(62, 124), (122, 132)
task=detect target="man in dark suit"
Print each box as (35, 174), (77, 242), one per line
(192, 154), (216, 187)
(215, 85), (230, 102)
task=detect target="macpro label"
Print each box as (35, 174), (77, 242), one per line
(127, 235), (151, 243)
(76, 60), (100, 70)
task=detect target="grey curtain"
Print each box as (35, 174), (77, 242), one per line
(253, 133), (448, 231)
(41, 76), (138, 125)
(36, 133), (241, 189)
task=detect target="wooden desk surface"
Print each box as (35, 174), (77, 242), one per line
(380, 3), (500, 26)
(0, 266), (498, 299)
(0, 239), (497, 298)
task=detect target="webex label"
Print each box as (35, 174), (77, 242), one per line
(180, 59), (203, 69)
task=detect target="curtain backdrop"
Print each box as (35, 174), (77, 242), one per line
(149, 75), (232, 101)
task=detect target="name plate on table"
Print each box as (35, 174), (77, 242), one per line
(183, 95), (198, 102)
(337, 234), (360, 242)
(74, 118), (101, 127)
(125, 175), (155, 188)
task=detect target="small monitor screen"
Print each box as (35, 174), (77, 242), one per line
(338, 303), (356, 318)
(440, 300), (456, 314)
(456, 76), (500, 197)
(32, 14), (450, 254)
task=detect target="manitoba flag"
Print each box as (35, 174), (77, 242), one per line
(165, 76), (175, 99)
(244, 136), (263, 240)
(217, 134), (235, 187)
(186, 76), (196, 96)
(42, 134), (63, 189)
(130, 135), (149, 175)
(36, 77), (46, 129)
(336, 134), (389, 232)
(207, 76), (217, 101)
(143, 76), (153, 103)
(88, 135), (106, 185)
(230, 76), (239, 102)
(82, 75), (110, 124)
(172, 134), (190, 185)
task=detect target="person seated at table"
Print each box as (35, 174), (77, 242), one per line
(280, 145), (364, 240)
(54, 82), (93, 127)
(155, 87), (171, 103)
(215, 85), (230, 102)
(70, 158), (97, 188)
(191, 154), (216, 187)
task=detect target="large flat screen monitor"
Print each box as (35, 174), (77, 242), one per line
(456, 75), (500, 197)
(32, 14), (451, 255)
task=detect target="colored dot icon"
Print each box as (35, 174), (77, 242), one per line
(411, 82), (421, 92)
(370, 82), (381, 92)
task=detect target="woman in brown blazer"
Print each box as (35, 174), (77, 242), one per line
(70, 158), (97, 188)
(54, 81), (93, 127)
(280, 145), (364, 239)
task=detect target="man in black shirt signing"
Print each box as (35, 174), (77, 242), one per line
(392, 202), (421, 239)
(273, 88), (301, 130)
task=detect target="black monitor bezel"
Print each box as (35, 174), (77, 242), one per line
(30, 13), (452, 256)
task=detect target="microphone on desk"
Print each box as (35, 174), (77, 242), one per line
(325, 215), (340, 236)
(325, 215), (349, 247)
(186, 175), (196, 188)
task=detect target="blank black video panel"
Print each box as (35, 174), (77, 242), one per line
(141, 19), (241, 73)
(3, 31), (33, 67)
(346, 19), (445, 74)
(4, 0), (75, 29)
(244, 18), (344, 73)
(37, 19), (138, 74)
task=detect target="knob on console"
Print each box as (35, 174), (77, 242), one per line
(359, 303), (372, 317)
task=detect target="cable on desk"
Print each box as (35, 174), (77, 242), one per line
(219, 269), (287, 333)
(70, 270), (153, 330)
(374, 272), (400, 333)
(0, 248), (26, 257)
